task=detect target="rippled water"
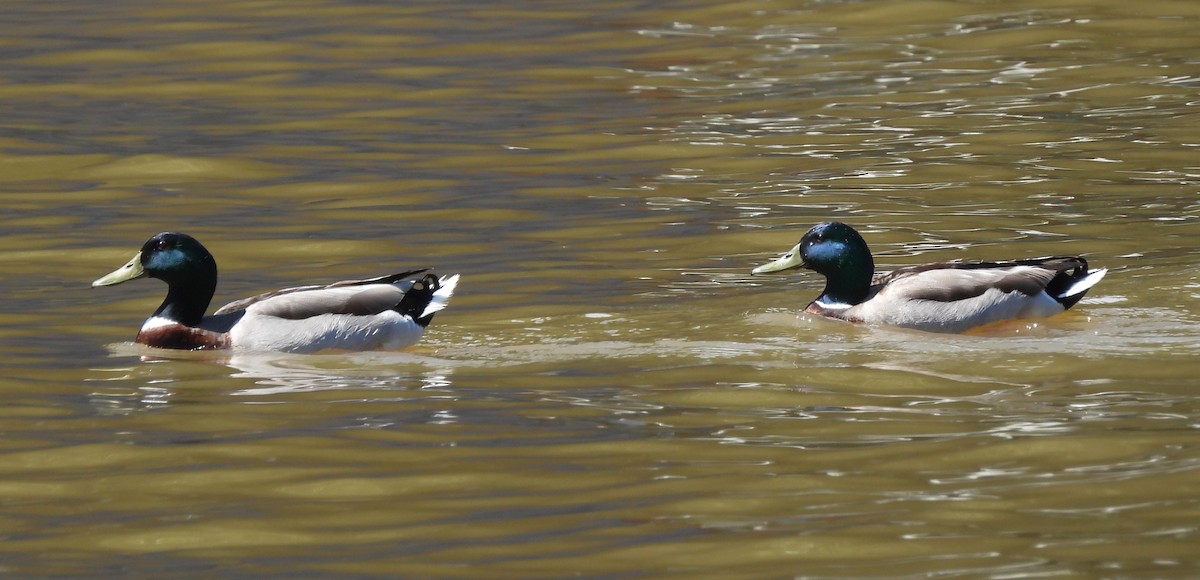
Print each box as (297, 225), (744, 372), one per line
(1, 0), (1198, 576)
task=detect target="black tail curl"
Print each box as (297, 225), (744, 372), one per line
(394, 274), (442, 327)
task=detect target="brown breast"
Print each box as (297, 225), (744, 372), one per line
(137, 324), (232, 350)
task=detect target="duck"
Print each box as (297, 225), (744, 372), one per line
(93, 232), (459, 352)
(751, 221), (1107, 333)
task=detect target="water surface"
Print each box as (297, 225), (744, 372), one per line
(1, 0), (1197, 576)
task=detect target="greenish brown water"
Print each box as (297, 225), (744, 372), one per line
(2, 0), (1198, 576)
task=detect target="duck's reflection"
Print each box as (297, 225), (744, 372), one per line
(88, 343), (460, 413)
(223, 351), (458, 397)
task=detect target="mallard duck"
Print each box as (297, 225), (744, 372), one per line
(93, 232), (459, 352)
(751, 221), (1107, 333)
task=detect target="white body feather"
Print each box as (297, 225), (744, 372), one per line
(230, 309), (424, 352)
(851, 286), (1064, 333)
(839, 266), (1105, 333)
(227, 274), (459, 353)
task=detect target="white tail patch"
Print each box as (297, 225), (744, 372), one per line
(419, 274), (459, 319)
(1059, 267), (1107, 298)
